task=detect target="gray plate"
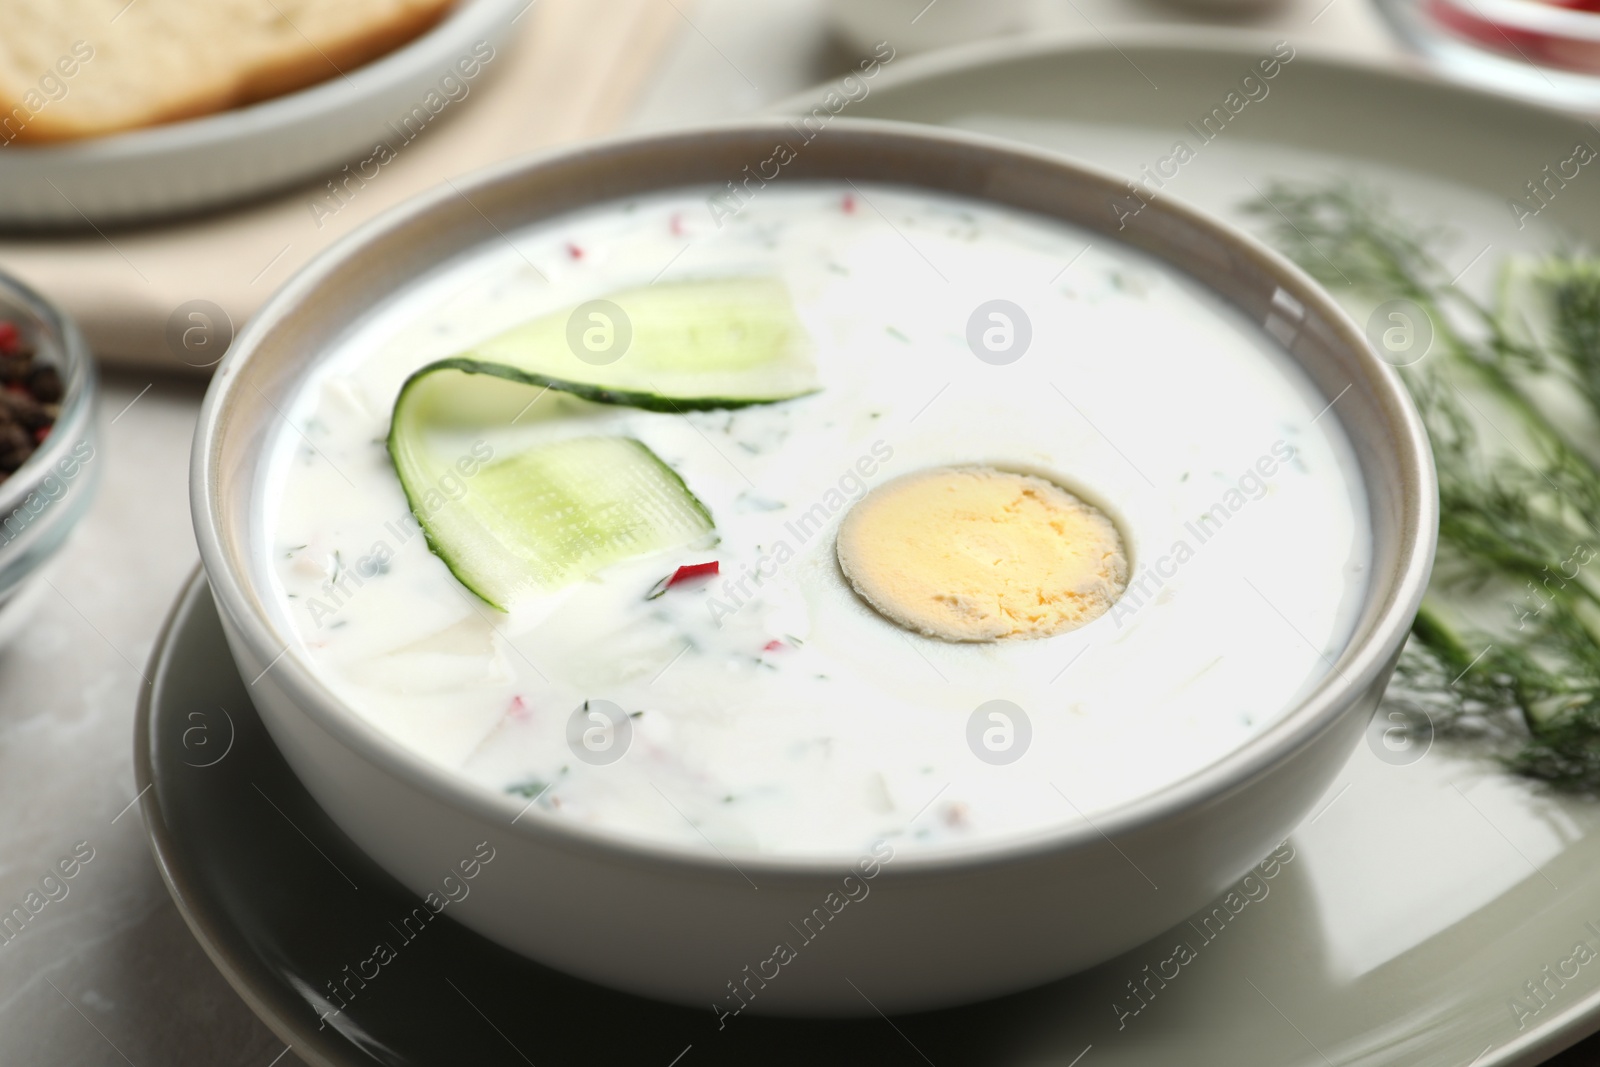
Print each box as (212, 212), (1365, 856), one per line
(143, 37), (1600, 1066)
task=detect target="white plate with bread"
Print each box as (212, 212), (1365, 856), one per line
(0, 0), (525, 228)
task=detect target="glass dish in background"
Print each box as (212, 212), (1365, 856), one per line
(0, 271), (99, 648)
(1377, 0), (1600, 108)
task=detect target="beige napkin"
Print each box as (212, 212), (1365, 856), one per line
(0, 0), (682, 372)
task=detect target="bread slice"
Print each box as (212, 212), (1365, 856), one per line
(0, 0), (458, 143)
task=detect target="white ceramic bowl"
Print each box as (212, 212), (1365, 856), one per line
(0, 0), (524, 228)
(191, 120), (1437, 1015)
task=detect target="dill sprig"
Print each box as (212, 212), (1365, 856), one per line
(1244, 181), (1600, 792)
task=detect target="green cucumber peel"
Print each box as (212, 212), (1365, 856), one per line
(452, 275), (820, 411)
(385, 275), (820, 609)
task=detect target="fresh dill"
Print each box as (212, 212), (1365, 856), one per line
(1244, 180), (1600, 792)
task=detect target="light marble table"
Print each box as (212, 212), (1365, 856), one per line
(0, 1), (1573, 1064)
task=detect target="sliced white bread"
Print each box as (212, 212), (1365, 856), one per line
(0, 0), (457, 143)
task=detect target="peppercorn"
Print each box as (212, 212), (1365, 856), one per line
(0, 421), (31, 472)
(27, 365), (61, 404)
(0, 318), (63, 482)
(0, 390), (49, 432)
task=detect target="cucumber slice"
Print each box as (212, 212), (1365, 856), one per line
(386, 276), (813, 607)
(455, 276), (819, 411)
(389, 428), (714, 611)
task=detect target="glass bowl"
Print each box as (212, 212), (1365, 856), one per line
(0, 270), (100, 645)
(1376, 0), (1600, 109)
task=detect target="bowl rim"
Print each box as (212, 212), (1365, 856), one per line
(0, 268), (97, 518)
(0, 0), (524, 166)
(192, 116), (1438, 878)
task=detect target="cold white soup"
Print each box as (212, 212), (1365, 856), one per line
(260, 182), (1369, 857)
